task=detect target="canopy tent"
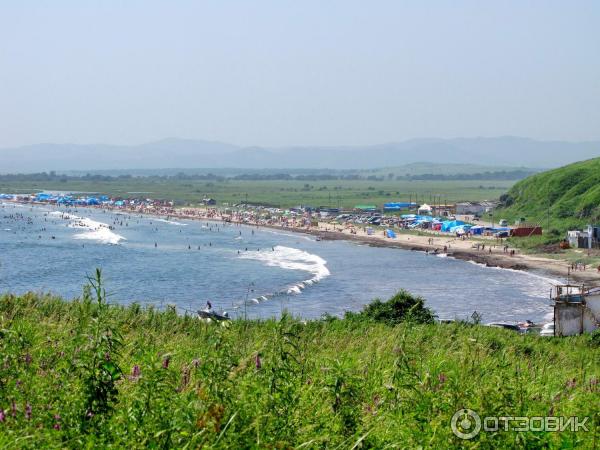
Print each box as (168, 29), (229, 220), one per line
(417, 203), (433, 214)
(385, 229), (397, 238)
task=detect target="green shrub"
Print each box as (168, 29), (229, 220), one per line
(351, 290), (435, 325)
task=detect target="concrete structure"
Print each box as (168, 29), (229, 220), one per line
(566, 225), (600, 249)
(455, 201), (498, 216)
(553, 285), (600, 336)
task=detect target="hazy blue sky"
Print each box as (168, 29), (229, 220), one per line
(1, 1), (599, 148)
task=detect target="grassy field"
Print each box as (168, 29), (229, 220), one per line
(0, 178), (514, 209)
(0, 274), (598, 448)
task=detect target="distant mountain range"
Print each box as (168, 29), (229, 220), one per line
(1, 137), (599, 173)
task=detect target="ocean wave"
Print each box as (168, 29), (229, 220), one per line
(155, 218), (188, 226)
(239, 245), (330, 298)
(50, 211), (125, 245)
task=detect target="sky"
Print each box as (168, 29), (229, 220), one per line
(0, 1), (599, 148)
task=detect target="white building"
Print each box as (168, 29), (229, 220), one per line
(553, 285), (600, 336)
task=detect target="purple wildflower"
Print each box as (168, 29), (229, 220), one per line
(54, 414), (61, 421)
(181, 366), (190, 387)
(53, 423), (61, 430)
(438, 373), (447, 384)
(0, 409), (5, 422)
(255, 354), (262, 369)
(130, 364), (141, 380)
(25, 403), (32, 420)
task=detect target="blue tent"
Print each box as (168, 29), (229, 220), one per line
(441, 220), (466, 232)
(86, 198), (100, 205)
(384, 202), (417, 211)
(35, 193), (52, 201)
(385, 229), (397, 238)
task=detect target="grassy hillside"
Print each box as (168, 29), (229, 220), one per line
(498, 157), (600, 237)
(0, 276), (598, 448)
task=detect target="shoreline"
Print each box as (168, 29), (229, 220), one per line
(173, 210), (598, 285)
(4, 200), (599, 285)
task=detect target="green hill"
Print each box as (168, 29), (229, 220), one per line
(498, 157), (600, 238)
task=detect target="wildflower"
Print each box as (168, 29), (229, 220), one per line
(130, 364), (141, 380)
(438, 373), (447, 384)
(162, 356), (170, 369)
(53, 423), (61, 430)
(0, 409), (5, 422)
(181, 366), (190, 387)
(192, 358), (200, 368)
(25, 403), (32, 420)
(255, 354), (262, 369)
(54, 414), (61, 421)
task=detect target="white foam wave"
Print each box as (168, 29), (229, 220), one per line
(51, 211), (125, 245)
(155, 218), (187, 226)
(239, 245), (330, 296)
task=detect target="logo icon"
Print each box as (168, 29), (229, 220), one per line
(451, 409), (481, 439)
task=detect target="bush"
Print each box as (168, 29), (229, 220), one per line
(351, 290), (435, 325)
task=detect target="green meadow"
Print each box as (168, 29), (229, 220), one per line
(0, 273), (597, 448)
(0, 177), (514, 209)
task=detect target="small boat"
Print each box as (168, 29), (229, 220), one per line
(197, 309), (230, 321)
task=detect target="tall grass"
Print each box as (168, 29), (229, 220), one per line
(0, 278), (598, 448)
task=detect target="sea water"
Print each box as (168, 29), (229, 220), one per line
(0, 202), (558, 322)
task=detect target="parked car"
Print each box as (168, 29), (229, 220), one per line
(499, 219), (508, 227)
(539, 323), (555, 337)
